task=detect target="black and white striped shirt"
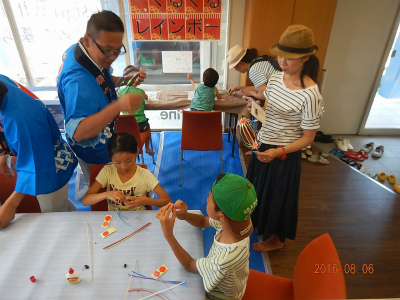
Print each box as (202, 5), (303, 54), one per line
(259, 72), (324, 145)
(249, 60), (280, 88)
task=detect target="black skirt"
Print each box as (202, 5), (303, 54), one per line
(246, 144), (302, 243)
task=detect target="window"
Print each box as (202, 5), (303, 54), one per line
(0, 0), (229, 90)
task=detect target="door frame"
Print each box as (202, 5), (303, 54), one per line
(358, 8), (400, 135)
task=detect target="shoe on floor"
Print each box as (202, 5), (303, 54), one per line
(378, 172), (386, 181)
(335, 136), (348, 152)
(329, 148), (345, 159)
(344, 150), (365, 161)
(372, 145), (384, 158)
(305, 144), (312, 156)
(361, 142), (374, 153)
(345, 138), (353, 150)
(308, 152), (329, 164)
(394, 183), (400, 194)
(314, 131), (334, 143)
(387, 174), (396, 184)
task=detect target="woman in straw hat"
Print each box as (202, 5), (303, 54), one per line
(246, 25), (324, 252)
(226, 45), (281, 100)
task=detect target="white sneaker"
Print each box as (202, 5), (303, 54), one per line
(335, 136), (348, 152)
(345, 138), (353, 150)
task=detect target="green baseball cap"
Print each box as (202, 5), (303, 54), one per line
(211, 173), (258, 238)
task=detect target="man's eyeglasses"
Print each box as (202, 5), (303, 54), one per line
(88, 34), (126, 57)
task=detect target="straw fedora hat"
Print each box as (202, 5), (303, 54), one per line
(226, 45), (247, 69)
(270, 25), (319, 59)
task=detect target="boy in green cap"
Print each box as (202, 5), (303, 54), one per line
(156, 173), (258, 300)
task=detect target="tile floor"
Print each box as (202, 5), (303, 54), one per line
(314, 135), (400, 193)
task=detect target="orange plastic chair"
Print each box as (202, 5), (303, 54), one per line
(179, 110), (223, 186)
(89, 163), (151, 211)
(0, 156), (41, 213)
(114, 114), (155, 164)
(242, 233), (346, 300)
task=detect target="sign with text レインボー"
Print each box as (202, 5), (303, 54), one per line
(129, 0), (222, 41)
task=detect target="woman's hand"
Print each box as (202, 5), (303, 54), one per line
(255, 148), (282, 163)
(228, 86), (239, 95)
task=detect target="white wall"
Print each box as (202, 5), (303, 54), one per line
(317, 0), (400, 134)
(226, 0), (246, 89)
(227, 0), (400, 135)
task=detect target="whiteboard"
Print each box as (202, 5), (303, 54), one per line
(162, 51), (193, 73)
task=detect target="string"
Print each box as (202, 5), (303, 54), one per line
(129, 271), (187, 285)
(103, 222), (151, 250)
(133, 281), (185, 300)
(114, 203), (140, 229)
(128, 289), (168, 300)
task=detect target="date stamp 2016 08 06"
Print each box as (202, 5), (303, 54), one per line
(314, 263), (374, 275)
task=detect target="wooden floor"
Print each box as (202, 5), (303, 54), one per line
(240, 143), (400, 299)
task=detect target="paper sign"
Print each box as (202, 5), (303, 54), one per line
(162, 51), (192, 73)
(251, 100), (266, 124)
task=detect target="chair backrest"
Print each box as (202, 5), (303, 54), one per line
(243, 269), (294, 300)
(181, 110), (223, 151)
(293, 233), (347, 299)
(0, 156), (41, 213)
(114, 114), (143, 154)
(89, 163), (150, 211)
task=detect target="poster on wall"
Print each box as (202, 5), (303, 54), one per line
(129, 0), (222, 41)
(161, 51), (193, 73)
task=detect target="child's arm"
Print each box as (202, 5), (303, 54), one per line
(82, 181), (126, 206)
(174, 200), (211, 228)
(187, 74), (198, 88)
(125, 184), (171, 208)
(157, 203), (198, 273)
(214, 86), (222, 100)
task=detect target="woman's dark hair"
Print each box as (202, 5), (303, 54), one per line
(86, 10), (124, 38)
(107, 132), (138, 158)
(300, 55), (319, 88)
(240, 48), (258, 63)
(203, 68), (219, 87)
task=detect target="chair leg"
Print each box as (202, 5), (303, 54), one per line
(141, 152), (145, 164)
(231, 114), (237, 157)
(149, 134), (155, 164)
(220, 149), (223, 173)
(227, 113), (232, 142)
(179, 149), (183, 186)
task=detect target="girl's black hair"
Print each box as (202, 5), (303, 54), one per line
(240, 48), (258, 63)
(107, 132), (138, 158)
(300, 55), (319, 88)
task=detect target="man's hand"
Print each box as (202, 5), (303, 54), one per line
(0, 191), (24, 228)
(134, 71), (146, 86)
(0, 154), (13, 178)
(118, 90), (144, 112)
(156, 203), (176, 239)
